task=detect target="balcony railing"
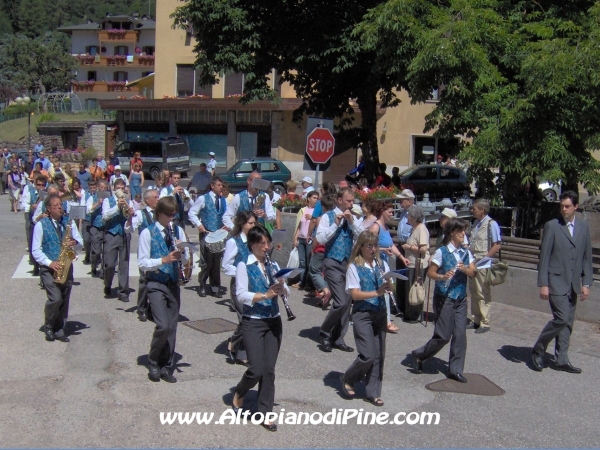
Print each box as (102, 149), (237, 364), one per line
(74, 54), (155, 67)
(71, 81), (131, 93)
(98, 30), (139, 42)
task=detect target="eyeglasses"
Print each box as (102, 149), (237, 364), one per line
(362, 244), (376, 249)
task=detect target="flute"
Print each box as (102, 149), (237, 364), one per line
(168, 222), (189, 285)
(371, 250), (401, 316)
(264, 252), (296, 321)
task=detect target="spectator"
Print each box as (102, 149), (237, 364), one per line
(63, 163), (72, 186)
(108, 150), (119, 167)
(391, 167), (400, 188)
(33, 141), (44, 153)
(109, 165), (129, 190)
(286, 180), (298, 198)
(89, 158), (105, 181)
(222, 181), (234, 206)
(187, 163), (212, 194)
(96, 153), (107, 171)
(128, 162), (144, 200)
(30, 162), (49, 180)
(7, 164), (23, 213)
(76, 162), (92, 191)
(300, 176), (313, 198)
(130, 151), (143, 169)
(207, 151), (217, 176)
(293, 190), (319, 291)
(346, 155), (364, 185)
(34, 151), (51, 171)
(375, 163), (392, 187)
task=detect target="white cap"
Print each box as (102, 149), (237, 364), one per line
(396, 189), (415, 199)
(441, 207), (457, 218)
(114, 165), (121, 171)
(351, 204), (363, 216)
(209, 151), (215, 156)
(301, 176), (313, 184)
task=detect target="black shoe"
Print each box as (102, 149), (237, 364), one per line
(554, 363), (582, 374)
(160, 368), (177, 383)
(474, 326), (490, 334)
(104, 286), (112, 298)
(32, 268), (40, 276)
(447, 373), (467, 383)
(261, 422), (277, 432)
(56, 335), (70, 343)
(148, 364), (160, 382)
(44, 327), (55, 342)
(91, 270), (100, 278)
(531, 352), (544, 372)
(99, 272), (104, 280)
(320, 336), (332, 352)
(333, 343), (354, 352)
(138, 310), (147, 322)
(117, 294), (129, 303)
(411, 350), (423, 373)
(466, 322), (480, 330)
(82, 259), (91, 265)
(197, 287), (206, 297)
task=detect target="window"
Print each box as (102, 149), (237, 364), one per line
(224, 73), (244, 96)
(85, 99), (98, 111)
(86, 45), (100, 55)
(87, 71), (97, 81)
(114, 46), (129, 56)
(176, 65), (212, 97)
(114, 71), (128, 82)
(142, 46), (155, 55)
(115, 142), (131, 157)
(409, 167), (437, 181)
(259, 162), (279, 173)
(237, 162), (256, 174)
(440, 168), (460, 180)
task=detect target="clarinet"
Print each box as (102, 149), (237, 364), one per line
(372, 250), (401, 316)
(168, 222), (189, 285)
(264, 252), (296, 321)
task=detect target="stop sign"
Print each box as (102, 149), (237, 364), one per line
(306, 127), (335, 165)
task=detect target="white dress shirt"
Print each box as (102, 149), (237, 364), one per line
(138, 222), (190, 272)
(126, 206), (154, 233)
(316, 207), (363, 245)
(109, 174), (129, 188)
(159, 185), (192, 210)
(431, 243), (475, 268)
(222, 234), (246, 277)
(102, 195), (133, 232)
(32, 218), (83, 267)
(20, 186), (39, 213)
(188, 190), (224, 229)
(32, 199), (72, 224)
(236, 254), (290, 317)
(223, 190), (276, 229)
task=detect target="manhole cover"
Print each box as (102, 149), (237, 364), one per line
(183, 318), (238, 334)
(425, 373), (505, 396)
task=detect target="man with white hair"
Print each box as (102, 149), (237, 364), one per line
(109, 166), (129, 190)
(396, 189), (415, 244)
(300, 176), (313, 198)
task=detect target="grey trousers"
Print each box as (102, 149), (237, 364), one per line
(137, 270), (148, 314)
(414, 294), (467, 376)
(103, 232), (130, 296)
(309, 252), (327, 291)
(344, 308), (387, 399)
(228, 277), (247, 362)
(297, 238), (313, 288)
(533, 289), (577, 365)
(198, 234), (222, 291)
(81, 220), (91, 261)
(320, 257), (351, 346)
(41, 266), (73, 338)
(25, 213), (32, 258)
(235, 316), (282, 415)
(147, 281), (180, 368)
(89, 226), (103, 274)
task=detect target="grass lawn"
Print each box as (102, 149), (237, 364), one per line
(0, 111), (110, 143)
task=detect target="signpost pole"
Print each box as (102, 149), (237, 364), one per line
(314, 164), (320, 189)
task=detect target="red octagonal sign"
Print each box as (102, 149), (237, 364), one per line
(306, 127), (335, 165)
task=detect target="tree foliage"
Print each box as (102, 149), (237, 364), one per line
(172, 0), (418, 180)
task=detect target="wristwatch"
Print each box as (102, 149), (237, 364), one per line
(261, 293), (266, 300)
(583, 285), (590, 288)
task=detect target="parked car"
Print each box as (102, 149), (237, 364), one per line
(216, 158), (292, 193)
(397, 164), (470, 200)
(538, 181), (561, 202)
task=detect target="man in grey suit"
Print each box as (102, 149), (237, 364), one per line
(531, 190), (593, 373)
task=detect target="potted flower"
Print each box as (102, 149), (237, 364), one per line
(107, 29), (127, 37)
(273, 194), (306, 214)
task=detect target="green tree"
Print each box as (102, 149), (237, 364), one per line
(172, 0), (418, 180)
(360, 0), (600, 200)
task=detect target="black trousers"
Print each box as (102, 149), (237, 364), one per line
(103, 232), (130, 296)
(533, 289), (578, 365)
(344, 308), (387, 400)
(228, 277), (247, 362)
(28, 217), (39, 272)
(147, 281), (181, 368)
(320, 257), (351, 346)
(25, 213), (32, 261)
(198, 233), (222, 292)
(235, 316), (282, 414)
(81, 220), (92, 261)
(41, 265), (73, 338)
(414, 294), (467, 376)
(89, 226), (104, 274)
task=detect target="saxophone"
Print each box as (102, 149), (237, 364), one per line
(54, 222), (78, 284)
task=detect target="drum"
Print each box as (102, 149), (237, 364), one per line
(205, 229), (229, 253)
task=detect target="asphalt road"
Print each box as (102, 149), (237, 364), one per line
(0, 199), (599, 448)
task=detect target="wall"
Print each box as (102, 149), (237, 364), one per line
(71, 30), (100, 54)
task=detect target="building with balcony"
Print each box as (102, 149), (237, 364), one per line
(100, 0), (455, 182)
(59, 14), (156, 110)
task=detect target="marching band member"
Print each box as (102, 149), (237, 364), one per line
(89, 180), (107, 278)
(231, 225), (289, 432)
(222, 210), (257, 365)
(188, 176), (227, 298)
(71, 178), (94, 264)
(127, 188), (159, 322)
(223, 171), (276, 229)
(317, 187), (362, 353)
(102, 178), (134, 302)
(411, 218), (476, 383)
(32, 194), (83, 343)
(340, 231), (393, 406)
(138, 196), (189, 383)
(159, 171), (192, 230)
(32, 185), (68, 223)
(21, 174), (47, 275)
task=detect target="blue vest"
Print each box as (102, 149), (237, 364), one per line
(145, 224), (178, 284)
(434, 246), (469, 300)
(104, 196), (126, 235)
(352, 263), (386, 313)
(233, 235), (250, 267)
(199, 193), (225, 231)
(84, 192), (93, 222)
(40, 216), (68, 262)
(324, 210), (353, 263)
(239, 190), (266, 225)
(165, 185), (184, 220)
(91, 194), (103, 228)
(138, 208), (154, 235)
(29, 186), (38, 206)
(242, 262), (280, 318)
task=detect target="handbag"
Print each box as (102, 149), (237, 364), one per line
(408, 235), (426, 305)
(485, 220), (508, 286)
(287, 247), (299, 269)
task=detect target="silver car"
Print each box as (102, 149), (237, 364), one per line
(539, 181), (561, 202)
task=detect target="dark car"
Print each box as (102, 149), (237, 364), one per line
(397, 164), (470, 200)
(216, 158), (292, 193)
